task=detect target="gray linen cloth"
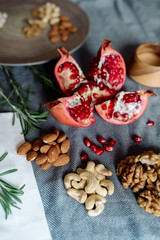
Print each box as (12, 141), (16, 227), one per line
(0, 0), (160, 239)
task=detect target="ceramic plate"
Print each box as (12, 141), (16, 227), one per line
(0, 0), (89, 65)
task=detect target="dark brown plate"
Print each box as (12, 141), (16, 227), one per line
(0, 0), (89, 65)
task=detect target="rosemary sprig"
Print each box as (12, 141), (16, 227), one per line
(0, 152), (25, 219)
(0, 88), (48, 135)
(0, 66), (49, 135)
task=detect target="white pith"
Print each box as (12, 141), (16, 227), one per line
(108, 91), (142, 119)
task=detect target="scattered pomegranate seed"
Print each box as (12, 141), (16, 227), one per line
(80, 152), (88, 161)
(103, 145), (113, 152)
(84, 138), (91, 147)
(95, 148), (104, 156)
(147, 120), (154, 126)
(90, 143), (97, 152)
(97, 136), (106, 144)
(108, 139), (116, 146)
(133, 135), (142, 143)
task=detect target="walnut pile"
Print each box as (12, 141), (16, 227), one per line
(22, 2), (77, 42)
(116, 151), (160, 217)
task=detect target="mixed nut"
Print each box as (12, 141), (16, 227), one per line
(17, 129), (70, 170)
(64, 161), (114, 217)
(22, 2), (77, 42)
(116, 151), (160, 217)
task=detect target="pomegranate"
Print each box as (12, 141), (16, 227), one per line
(88, 39), (126, 98)
(95, 89), (156, 125)
(46, 40), (155, 127)
(54, 47), (88, 96)
(45, 94), (95, 127)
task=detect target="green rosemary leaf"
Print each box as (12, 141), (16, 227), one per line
(1, 186), (17, 205)
(0, 152), (8, 162)
(12, 112), (15, 125)
(0, 169), (17, 177)
(6, 191), (22, 204)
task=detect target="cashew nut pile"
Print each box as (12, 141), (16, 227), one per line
(64, 161), (114, 217)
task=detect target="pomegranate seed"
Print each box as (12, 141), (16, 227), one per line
(58, 66), (63, 73)
(101, 103), (107, 110)
(84, 138), (91, 147)
(96, 148), (104, 156)
(147, 121), (154, 126)
(63, 61), (71, 69)
(104, 145), (113, 152)
(90, 143), (97, 152)
(80, 152), (88, 161)
(97, 136), (106, 144)
(108, 139), (116, 146)
(93, 93), (99, 99)
(70, 73), (78, 79)
(99, 82), (105, 90)
(133, 135), (142, 143)
(114, 111), (120, 118)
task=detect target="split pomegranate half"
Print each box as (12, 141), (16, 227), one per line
(95, 90), (156, 125)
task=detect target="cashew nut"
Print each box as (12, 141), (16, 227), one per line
(64, 173), (81, 189)
(80, 171), (99, 194)
(100, 179), (114, 195)
(95, 184), (107, 197)
(85, 194), (106, 217)
(67, 188), (87, 203)
(76, 167), (85, 175)
(85, 161), (95, 173)
(72, 179), (86, 189)
(95, 164), (113, 176)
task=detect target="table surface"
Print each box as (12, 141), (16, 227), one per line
(0, 0), (160, 240)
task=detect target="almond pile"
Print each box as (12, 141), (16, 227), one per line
(22, 2), (78, 42)
(17, 129), (71, 170)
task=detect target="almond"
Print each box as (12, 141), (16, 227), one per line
(48, 141), (56, 146)
(50, 35), (61, 43)
(52, 153), (70, 167)
(40, 161), (52, 170)
(40, 145), (51, 154)
(55, 143), (61, 154)
(32, 139), (43, 151)
(61, 34), (69, 42)
(60, 16), (70, 21)
(47, 146), (59, 163)
(57, 133), (67, 143)
(61, 21), (72, 28)
(26, 150), (38, 161)
(42, 133), (58, 143)
(17, 141), (32, 155)
(61, 139), (70, 153)
(53, 129), (59, 138)
(68, 26), (78, 33)
(35, 154), (48, 165)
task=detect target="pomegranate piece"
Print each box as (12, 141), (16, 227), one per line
(95, 89), (156, 125)
(90, 143), (97, 152)
(95, 147), (104, 156)
(45, 94), (95, 127)
(80, 152), (88, 161)
(147, 120), (155, 126)
(54, 47), (88, 96)
(132, 135), (142, 143)
(108, 139), (116, 146)
(97, 136), (106, 144)
(88, 39), (126, 99)
(84, 138), (91, 147)
(104, 145), (113, 152)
